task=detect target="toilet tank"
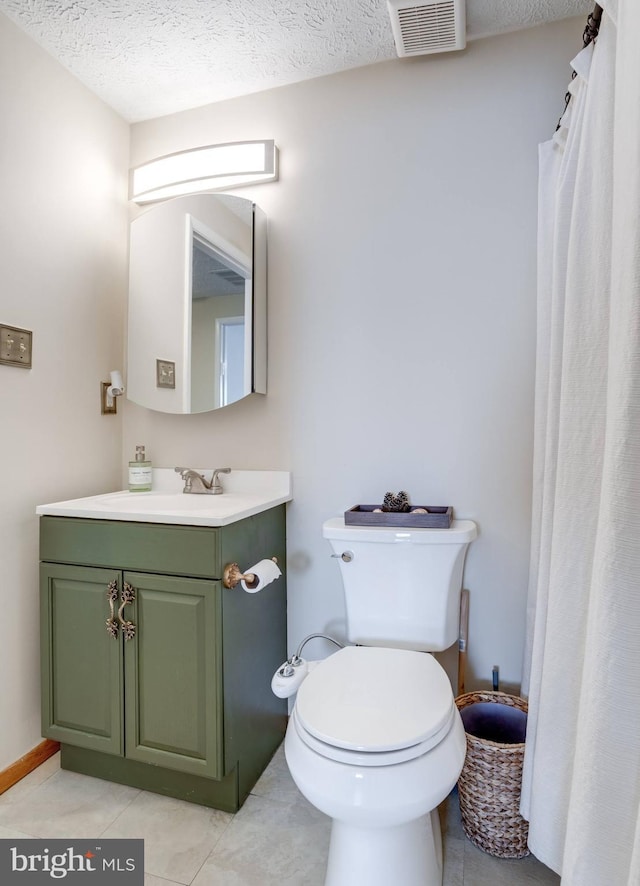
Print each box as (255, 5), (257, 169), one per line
(323, 517), (477, 652)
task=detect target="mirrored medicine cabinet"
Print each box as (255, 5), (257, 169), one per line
(127, 193), (267, 414)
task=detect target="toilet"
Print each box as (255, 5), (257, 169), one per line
(275, 515), (477, 886)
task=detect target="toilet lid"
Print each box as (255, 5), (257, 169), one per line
(295, 646), (455, 753)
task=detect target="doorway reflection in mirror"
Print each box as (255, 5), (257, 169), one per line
(190, 231), (251, 411)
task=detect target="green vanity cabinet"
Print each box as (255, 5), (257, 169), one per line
(39, 506), (287, 812)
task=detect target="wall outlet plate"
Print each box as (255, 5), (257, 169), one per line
(0, 324), (32, 368)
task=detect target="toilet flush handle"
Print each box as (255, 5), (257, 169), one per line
(331, 551), (353, 563)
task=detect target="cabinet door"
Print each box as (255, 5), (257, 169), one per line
(40, 564), (123, 755)
(123, 573), (223, 778)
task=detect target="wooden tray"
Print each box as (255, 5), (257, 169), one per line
(344, 505), (452, 529)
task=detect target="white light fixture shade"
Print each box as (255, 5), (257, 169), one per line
(130, 140), (278, 204)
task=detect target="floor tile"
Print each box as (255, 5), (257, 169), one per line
(250, 744), (302, 806)
(144, 874), (184, 886)
(441, 784), (559, 886)
(439, 788), (466, 842)
(0, 768), (140, 839)
(443, 836), (465, 886)
(192, 793), (331, 886)
(0, 749), (563, 885)
(439, 790), (468, 886)
(0, 752), (60, 803)
(103, 790), (232, 885)
(462, 836), (560, 885)
(0, 824), (35, 839)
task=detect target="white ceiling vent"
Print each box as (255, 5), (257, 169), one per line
(387, 0), (466, 57)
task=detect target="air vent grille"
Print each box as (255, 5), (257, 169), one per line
(387, 0), (466, 57)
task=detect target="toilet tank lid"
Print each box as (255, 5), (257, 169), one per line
(322, 517), (477, 543)
(296, 646), (455, 753)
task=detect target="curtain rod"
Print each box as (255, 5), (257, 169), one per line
(556, 4), (603, 131)
(584, 4), (603, 46)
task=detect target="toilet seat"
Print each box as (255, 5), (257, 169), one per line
(292, 705), (457, 767)
(294, 646), (457, 767)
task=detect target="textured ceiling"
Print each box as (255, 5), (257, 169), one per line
(0, 0), (592, 122)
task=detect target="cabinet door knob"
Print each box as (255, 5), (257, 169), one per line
(106, 579), (119, 639)
(118, 582), (137, 641)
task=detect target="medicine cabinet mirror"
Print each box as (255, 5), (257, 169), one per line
(127, 193), (266, 414)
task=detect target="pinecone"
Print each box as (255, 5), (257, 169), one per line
(382, 491), (411, 512)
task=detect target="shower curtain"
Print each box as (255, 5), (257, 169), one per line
(520, 1), (640, 883)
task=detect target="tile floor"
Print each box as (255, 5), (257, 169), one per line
(0, 746), (559, 885)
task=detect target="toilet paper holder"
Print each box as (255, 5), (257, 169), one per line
(223, 557), (279, 589)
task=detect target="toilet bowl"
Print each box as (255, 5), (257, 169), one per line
(284, 645), (466, 886)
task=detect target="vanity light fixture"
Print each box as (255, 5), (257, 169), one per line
(130, 140), (278, 204)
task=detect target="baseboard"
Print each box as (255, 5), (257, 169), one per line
(0, 739), (60, 795)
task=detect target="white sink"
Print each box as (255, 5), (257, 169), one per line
(86, 492), (236, 511)
(36, 470), (292, 527)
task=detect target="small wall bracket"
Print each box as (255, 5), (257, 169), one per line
(101, 381), (117, 415)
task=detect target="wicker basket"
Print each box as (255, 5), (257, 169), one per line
(455, 691), (530, 858)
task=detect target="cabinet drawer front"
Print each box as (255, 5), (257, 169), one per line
(40, 517), (220, 578)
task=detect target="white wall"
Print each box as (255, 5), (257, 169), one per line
(128, 18), (581, 692)
(0, 13), (129, 769)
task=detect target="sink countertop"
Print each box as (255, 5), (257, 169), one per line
(36, 469), (292, 527)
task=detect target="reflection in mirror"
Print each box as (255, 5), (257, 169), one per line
(127, 194), (266, 414)
(190, 224), (251, 411)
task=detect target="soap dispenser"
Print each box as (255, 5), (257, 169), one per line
(128, 445), (152, 492)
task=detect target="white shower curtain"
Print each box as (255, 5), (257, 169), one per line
(521, 1), (640, 883)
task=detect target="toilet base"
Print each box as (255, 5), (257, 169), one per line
(325, 809), (443, 886)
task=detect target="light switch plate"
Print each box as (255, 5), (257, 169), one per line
(156, 359), (176, 389)
(0, 325), (32, 368)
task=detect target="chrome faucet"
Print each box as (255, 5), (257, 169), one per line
(175, 467), (231, 495)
